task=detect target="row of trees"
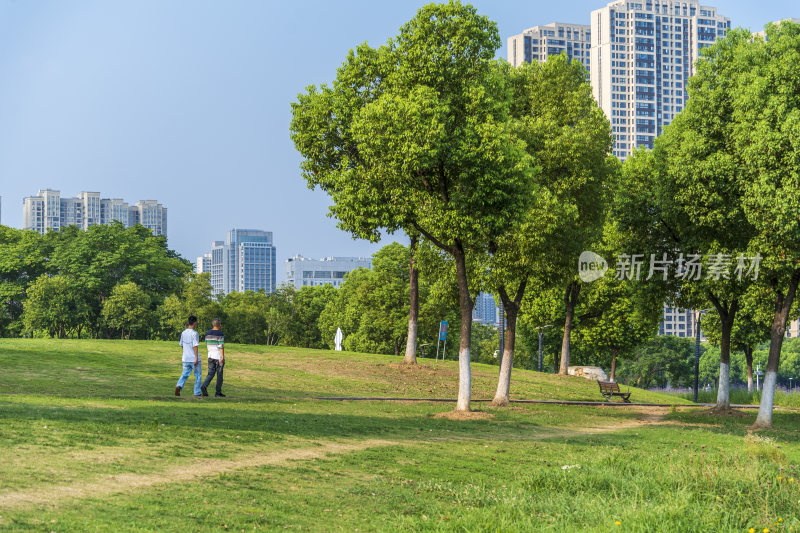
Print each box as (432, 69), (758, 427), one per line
(291, 1), (800, 427)
(0, 223), (190, 339)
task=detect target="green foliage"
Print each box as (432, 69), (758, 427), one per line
(617, 335), (698, 389)
(219, 290), (272, 345)
(279, 285), (336, 349)
(22, 275), (90, 338)
(0, 226), (51, 336)
(102, 282), (152, 339)
(319, 243), (427, 355)
(574, 273), (661, 369)
(1, 223), (191, 339)
(157, 273), (222, 341)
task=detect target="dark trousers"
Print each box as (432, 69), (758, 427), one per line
(202, 358), (224, 394)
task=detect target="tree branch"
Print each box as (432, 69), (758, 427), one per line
(410, 221), (448, 252)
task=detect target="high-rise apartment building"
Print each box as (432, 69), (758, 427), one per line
(659, 305), (800, 341)
(507, 1), (730, 160)
(131, 200), (168, 236)
(201, 229), (276, 295)
(472, 292), (499, 326)
(590, 0), (729, 159)
(195, 253), (212, 274)
(284, 255), (372, 289)
(507, 22), (591, 71)
(22, 189), (167, 236)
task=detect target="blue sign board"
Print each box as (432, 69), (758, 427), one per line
(439, 321), (448, 341)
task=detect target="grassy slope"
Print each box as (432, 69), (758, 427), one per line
(0, 338), (692, 404)
(1, 339), (799, 532)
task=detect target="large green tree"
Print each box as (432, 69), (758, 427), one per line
(724, 21), (800, 427)
(48, 223), (190, 337)
(488, 54), (613, 404)
(102, 282), (152, 339)
(0, 226), (50, 336)
(291, 2), (535, 410)
(615, 28), (762, 411)
(23, 275), (90, 338)
(577, 275), (660, 382)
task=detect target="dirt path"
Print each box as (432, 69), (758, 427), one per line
(0, 438), (398, 512)
(0, 407), (669, 512)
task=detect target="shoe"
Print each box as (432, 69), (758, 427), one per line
(215, 393), (226, 398)
(175, 386), (181, 396)
(201, 386), (208, 397)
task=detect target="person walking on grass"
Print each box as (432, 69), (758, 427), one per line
(201, 318), (226, 398)
(175, 315), (202, 397)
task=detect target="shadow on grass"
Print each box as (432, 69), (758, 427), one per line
(664, 409), (800, 440)
(0, 397), (659, 445)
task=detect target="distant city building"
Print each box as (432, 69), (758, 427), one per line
(658, 306), (702, 339)
(201, 229), (276, 295)
(757, 18), (800, 38)
(659, 306), (800, 341)
(22, 189), (167, 236)
(195, 253), (212, 274)
(590, 0), (730, 159)
(507, 22), (591, 71)
(284, 255), (372, 289)
(473, 292), (499, 326)
(131, 200), (168, 236)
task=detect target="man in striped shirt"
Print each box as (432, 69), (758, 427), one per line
(201, 318), (226, 397)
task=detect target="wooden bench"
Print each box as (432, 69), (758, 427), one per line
(597, 380), (631, 402)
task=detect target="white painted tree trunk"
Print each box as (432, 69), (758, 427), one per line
(402, 235), (419, 365)
(457, 347), (472, 411)
(754, 371), (777, 428)
(453, 242), (473, 412)
(716, 363), (730, 410)
(492, 348), (512, 406)
(403, 318), (417, 364)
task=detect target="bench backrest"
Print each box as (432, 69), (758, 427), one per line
(598, 381), (621, 393)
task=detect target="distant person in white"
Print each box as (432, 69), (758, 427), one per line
(175, 315), (202, 397)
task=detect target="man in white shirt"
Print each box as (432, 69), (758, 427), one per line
(175, 315), (202, 397)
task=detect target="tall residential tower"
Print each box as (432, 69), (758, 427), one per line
(507, 22), (591, 71)
(22, 189), (167, 236)
(590, 0), (729, 159)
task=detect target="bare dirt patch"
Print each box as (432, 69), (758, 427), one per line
(433, 410), (495, 421)
(697, 407), (752, 418)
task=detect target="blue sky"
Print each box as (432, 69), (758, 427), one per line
(0, 1), (794, 281)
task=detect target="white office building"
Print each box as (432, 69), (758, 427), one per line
(202, 229), (276, 295)
(22, 189), (167, 236)
(590, 0), (730, 159)
(285, 255), (372, 289)
(507, 22), (591, 71)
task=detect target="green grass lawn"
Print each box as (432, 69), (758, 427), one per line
(1, 339), (798, 532)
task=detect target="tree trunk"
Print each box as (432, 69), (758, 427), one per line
(754, 270), (800, 428)
(403, 234), (419, 365)
(744, 346), (754, 393)
(453, 241), (473, 412)
(711, 299), (738, 412)
(559, 282), (580, 375)
(492, 282), (526, 407)
(610, 348), (618, 382)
